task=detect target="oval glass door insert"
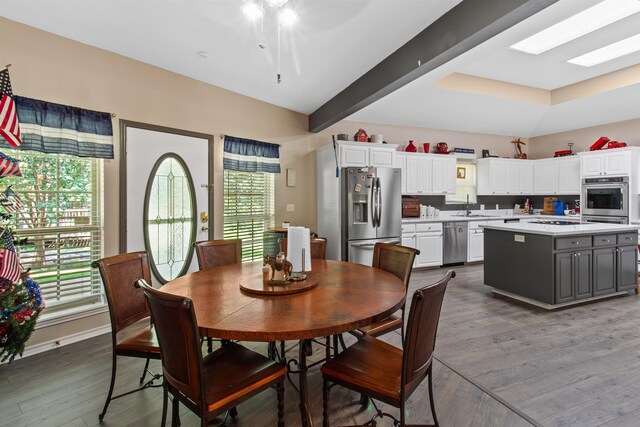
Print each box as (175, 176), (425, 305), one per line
(144, 153), (196, 283)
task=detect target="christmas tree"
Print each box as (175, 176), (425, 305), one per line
(0, 172), (45, 362)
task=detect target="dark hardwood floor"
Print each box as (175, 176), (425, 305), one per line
(1, 263), (638, 426)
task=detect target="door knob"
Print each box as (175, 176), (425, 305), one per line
(200, 211), (208, 222)
(201, 226), (209, 232)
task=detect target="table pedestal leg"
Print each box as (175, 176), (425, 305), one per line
(298, 338), (314, 427)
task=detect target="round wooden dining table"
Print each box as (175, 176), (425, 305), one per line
(161, 259), (405, 427)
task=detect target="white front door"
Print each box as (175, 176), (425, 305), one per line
(123, 122), (212, 285)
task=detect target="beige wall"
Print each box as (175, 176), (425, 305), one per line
(315, 120), (529, 159)
(529, 118), (640, 158)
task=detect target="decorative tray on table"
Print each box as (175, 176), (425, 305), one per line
(240, 273), (319, 296)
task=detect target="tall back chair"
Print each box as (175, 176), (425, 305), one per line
(194, 239), (242, 270)
(137, 279), (287, 427)
(194, 239), (242, 352)
(278, 237), (327, 259)
(352, 242), (419, 342)
(91, 251), (161, 421)
(321, 270), (455, 427)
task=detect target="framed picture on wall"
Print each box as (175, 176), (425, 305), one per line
(456, 167), (466, 179)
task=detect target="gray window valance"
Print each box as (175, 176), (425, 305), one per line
(1, 96), (114, 159)
(223, 135), (280, 173)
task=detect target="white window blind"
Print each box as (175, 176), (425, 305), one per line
(223, 170), (274, 262)
(7, 150), (103, 311)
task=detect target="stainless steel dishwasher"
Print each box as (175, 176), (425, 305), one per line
(443, 221), (468, 265)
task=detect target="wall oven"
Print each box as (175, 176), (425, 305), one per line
(581, 215), (628, 224)
(582, 176), (628, 218)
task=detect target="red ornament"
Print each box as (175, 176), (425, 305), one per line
(405, 140), (417, 152)
(354, 129), (368, 142)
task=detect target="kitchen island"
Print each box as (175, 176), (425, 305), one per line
(484, 222), (639, 308)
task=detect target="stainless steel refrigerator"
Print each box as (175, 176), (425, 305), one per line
(311, 166), (403, 265)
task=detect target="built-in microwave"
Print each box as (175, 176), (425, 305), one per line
(582, 176), (628, 218)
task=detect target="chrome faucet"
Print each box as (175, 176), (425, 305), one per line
(465, 194), (471, 216)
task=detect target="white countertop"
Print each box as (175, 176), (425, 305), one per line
(482, 222), (639, 236)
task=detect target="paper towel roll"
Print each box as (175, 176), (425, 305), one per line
(287, 226), (312, 272)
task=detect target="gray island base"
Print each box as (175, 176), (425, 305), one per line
(483, 222), (639, 309)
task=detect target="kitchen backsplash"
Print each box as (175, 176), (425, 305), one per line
(412, 195), (580, 212)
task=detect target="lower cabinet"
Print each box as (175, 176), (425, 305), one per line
(593, 245), (637, 295)
(617, 245), (638, 291)
(467, 229), (484, 262)
(555, 251), (592, 304)
(401, 222), (442, 268)
(593, 247), (616, 296)
(415, 233), (443, 267)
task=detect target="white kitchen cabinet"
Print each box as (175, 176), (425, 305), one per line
(467, 221), (486, 262)
(477, 158), (532, 195)
(339, 143), (369, 167)
(398, 152), (454, 195)
(533, 158), (559, 195)
(403, 222), (442, 267)
(532, 156), (580, 195)
(432, 156), (457, 195)
(401, 223), (417, 268)
(580, 149), (633, 177)
(336, 141), (398, 168)
(369, 146), (396, 167)
(403, 154), (432, 194)
(488, 160), (508, 195)
(518, 161), (534, 194)
(557, 156), (580, 194)
(415, 222), (443, 267)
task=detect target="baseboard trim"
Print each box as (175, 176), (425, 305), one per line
(13, 324), (111, 362)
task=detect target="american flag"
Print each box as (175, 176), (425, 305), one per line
(0, 228), (21, 283)
(0, 68), (21, 148)
(0, 185), (23, 214)
(0, 248), (21, 283)
(0, 151), (21, 178)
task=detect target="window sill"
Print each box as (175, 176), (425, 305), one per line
(36, 303), (109, 329)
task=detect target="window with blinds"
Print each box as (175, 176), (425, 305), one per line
(7, 150), (103, 311)
(223, 170), (274, 262)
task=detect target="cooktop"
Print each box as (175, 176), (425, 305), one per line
(529, 220), (577, 226)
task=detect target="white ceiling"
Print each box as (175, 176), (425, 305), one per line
(2, 0), (640, 137)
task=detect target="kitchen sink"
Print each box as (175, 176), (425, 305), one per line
(452, 214), (490, 218)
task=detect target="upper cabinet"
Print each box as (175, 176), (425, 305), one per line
(534, 159), (559, 195)
(580, 149), (633, 177)
(477, 158), (533, 195)
(479, 156), (579, 196)
(557, 156), (581, 194)
(397, 152), (456, 195)
(432, 156), (457, 195)
(533, 157), (580, 195)
(336, 141), (398, 168)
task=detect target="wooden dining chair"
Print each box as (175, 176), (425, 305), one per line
(194, 238), (242, 270)
(351, 242), (419, 343)
(279, 237), (327, 260)
(194, 239), (242, 353)
(91, 251), (161, 421)
(136, 279), (287, 427)
(321, 270), (455, 427)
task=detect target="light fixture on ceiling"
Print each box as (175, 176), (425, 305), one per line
(568, 33), (640, 66)
(242, 0), (299, 84)
(510, 0), (640, 55)
(242, 1), (264, 21)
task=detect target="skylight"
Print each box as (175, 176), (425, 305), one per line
(510, 0), (640, 55)
(568, 33), (640, 66)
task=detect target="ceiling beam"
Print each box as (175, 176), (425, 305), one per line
(308, 0), (559, 133)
